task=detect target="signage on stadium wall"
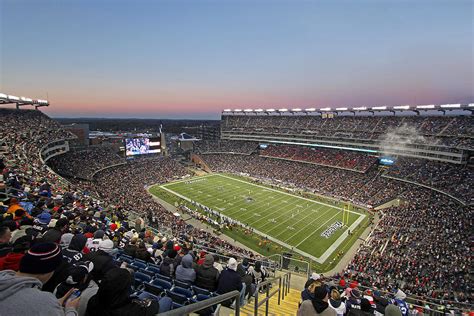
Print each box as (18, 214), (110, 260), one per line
(379, 156), (396, 166)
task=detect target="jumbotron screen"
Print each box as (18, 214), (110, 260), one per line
(125, 137), (161, 156)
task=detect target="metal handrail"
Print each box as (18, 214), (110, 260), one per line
(157, 290), (240, 316)
(253, 272), (291, 316)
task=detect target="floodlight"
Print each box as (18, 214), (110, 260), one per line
(320, 107), (331, 111)
(353, 107), (367, 110)
(440, 104), (461, 108)
(416, 105), (435, 109)
(393, 105), (410, 110)
(372, 106), (387, 110)
(335, 107), (348, 111)
(305, 108), (316, 111)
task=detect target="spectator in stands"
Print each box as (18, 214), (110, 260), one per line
(175, 253), (196, 284)
(301, 280), (322, 302)
(85, 267), (160, 315)
(63, 234), (87, 264)
(194, 253), (219, 291)
(348, 298), (374, 316)
(83, 241), (117, 282)
(43, 218), (69, 244)
(298, 285), (336, 316)
(328, 288), (346, 316)
(0, 242), (80, 315)
(0, 236), (31, 271)
(216, 258), (243, 307)
(159, 249), (177, 278)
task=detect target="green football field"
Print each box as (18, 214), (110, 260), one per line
(155, 173), (366, 263)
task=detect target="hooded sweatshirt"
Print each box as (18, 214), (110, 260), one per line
(63, 234), (87, 264)
(0, 270), (77, 316)
(194, 254), (219, 291)
(175, 254), (196, 284)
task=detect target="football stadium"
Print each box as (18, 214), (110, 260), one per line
(0, 1), (473, 316)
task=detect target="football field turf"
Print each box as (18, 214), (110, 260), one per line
(157, 173), (366, 263)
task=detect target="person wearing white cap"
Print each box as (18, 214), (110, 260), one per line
(216, 258), (244, 307)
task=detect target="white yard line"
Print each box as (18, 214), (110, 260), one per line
(217, 174), (361, 215)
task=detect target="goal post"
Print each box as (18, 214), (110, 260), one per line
(343, 204), (350, 226)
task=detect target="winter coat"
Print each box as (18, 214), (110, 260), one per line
(175, 254), (196, 284)
(194, 254), (219, 291)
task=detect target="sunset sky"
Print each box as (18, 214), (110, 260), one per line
(1, 0), (472, 119)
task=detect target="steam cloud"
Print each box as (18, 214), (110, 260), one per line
(378, 123), (438, 157)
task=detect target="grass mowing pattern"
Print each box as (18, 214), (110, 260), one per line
(155, 173), (366, 262)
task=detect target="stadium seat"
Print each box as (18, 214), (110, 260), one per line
(151, 278), (172, 290)
(143, 282), (164, 296)
(166, 289), (190, 305)
(146, 264), (160, 274)
(131, 261), (147, 270)
(157, 274), (173, 283)
(134, 272), (152, 288)
(192, 286), (211, 296)
(173, 279), (192, 289)
(138, 268), (155, 278)
(134, 258), (148, 265)
(172, 286), (193, 299)
(118, 256), (133, 264)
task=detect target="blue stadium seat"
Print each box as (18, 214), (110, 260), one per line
(118, 256), (133, 264)
(152, 278), (172, 290)
(166, 289), (189, 305)
(156, 274), (173, 283)
(146, 264), (160, 274)
(134, 258), (148, 265)
(134, 272), (152, 288)
(173, 279), (192, 289)
(144, 282), (165, 296)
(138, 268), (155, 278)
(131, 261), (147, 270)
(192, 286), (211, 296)
(172, 286), (193, 299)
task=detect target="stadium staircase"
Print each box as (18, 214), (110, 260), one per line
(236, 289), (300, 316)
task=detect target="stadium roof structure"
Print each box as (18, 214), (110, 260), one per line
(0, 92), (49, 109)
(222, 103), (474, 115)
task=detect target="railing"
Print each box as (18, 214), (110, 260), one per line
(158, 290), (240, 316)
(253, 272), (291, 316)
(267, 254), (310, 279)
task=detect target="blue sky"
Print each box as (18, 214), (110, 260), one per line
(1, 0), (472, 119)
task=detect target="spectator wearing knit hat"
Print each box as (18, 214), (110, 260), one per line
(0, 242), (79, 315)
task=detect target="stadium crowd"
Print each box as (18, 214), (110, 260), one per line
(385, 158), (473, 204)
(222, 114), (474, 149)
(47, 147), (124, 180)
(260, 145), (377, 172)
(196, 140), (258, 154)
(0, 108), (472, 314)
